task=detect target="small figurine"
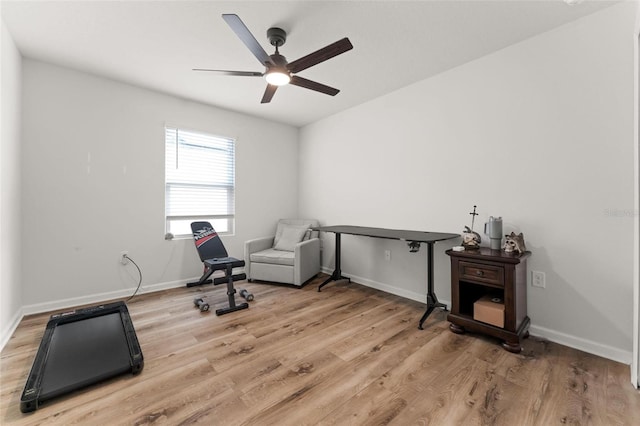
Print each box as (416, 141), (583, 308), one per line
(462, 205), (481, 250)
(503, 232), (527, 254)
(462, 226), (482, 249)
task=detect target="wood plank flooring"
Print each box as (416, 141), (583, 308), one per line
(1, 275), (639, 425)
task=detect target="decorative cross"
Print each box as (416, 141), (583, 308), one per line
(469, 205), (478, 231)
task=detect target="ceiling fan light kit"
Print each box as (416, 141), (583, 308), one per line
(265, 69), (290, 86)
(194, 14), (353, 103)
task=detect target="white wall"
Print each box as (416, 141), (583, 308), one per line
(633, 0), (640, 389)
(0, 19), (23, 348)
(21, 59), (298, 312)
(299, 3), (636, 362)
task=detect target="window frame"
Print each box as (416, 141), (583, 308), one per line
(164, 125), (236, 239)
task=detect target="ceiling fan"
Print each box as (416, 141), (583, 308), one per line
(194, 14), (353, 104)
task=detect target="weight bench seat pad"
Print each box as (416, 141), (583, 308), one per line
(204, 257), (245, 270)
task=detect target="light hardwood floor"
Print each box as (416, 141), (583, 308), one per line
(1, 275), (639, 425)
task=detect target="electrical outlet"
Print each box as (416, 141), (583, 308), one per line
(384, 250), (391, 261)
(531, 271), (545, 288)
(120, 251), (129, 265)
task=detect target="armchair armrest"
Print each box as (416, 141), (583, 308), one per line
(245, 236), (274, 255)
(244, 236), (275, 279)
(294, 238), (321, 284)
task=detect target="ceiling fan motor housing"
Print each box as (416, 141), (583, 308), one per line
(269, 53), (288, 67)
(267, 27), (287, 47)
(203, 14), (353, 103)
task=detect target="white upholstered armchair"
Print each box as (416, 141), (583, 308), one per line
(244, 219), (321, 287)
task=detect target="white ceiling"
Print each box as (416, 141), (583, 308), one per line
(1, 0), (618, 127)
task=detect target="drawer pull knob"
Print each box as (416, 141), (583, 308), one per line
(476, 270), (484, 276)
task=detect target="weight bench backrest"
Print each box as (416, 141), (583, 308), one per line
(190, 221), (229, 263)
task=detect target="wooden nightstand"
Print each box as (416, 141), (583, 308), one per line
(446, 248), (531, 353)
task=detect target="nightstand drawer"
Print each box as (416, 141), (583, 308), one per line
(459, 261), (504, 286)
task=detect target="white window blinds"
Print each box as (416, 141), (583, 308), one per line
(165, 127), (235, 237)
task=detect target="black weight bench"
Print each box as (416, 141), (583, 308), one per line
(186, 222), (248, 315)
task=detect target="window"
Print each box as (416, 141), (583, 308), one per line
(165, 126), (235, 238)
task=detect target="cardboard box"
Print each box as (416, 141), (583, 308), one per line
(473, 295), (505, 328)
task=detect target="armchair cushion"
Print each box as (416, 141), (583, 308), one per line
(273, 225), (309, 251)
(274, 222), (313, 247)
(249, 248), (295, 266)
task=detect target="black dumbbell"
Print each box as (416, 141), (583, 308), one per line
(194, 298), (209, 312)
(239, 289), (254, 301)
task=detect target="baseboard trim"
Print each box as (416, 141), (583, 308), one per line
(319, 267), (451, 311)
(7, 271), (633, 366)
(21, 277), (198, 316)
(322, 267), (632, 364)
(1, 277), (202, 353)
(1, 307), (25, 353)
(528, 324), (632, 365)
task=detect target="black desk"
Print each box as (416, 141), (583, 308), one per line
(314, 225), (459, 329)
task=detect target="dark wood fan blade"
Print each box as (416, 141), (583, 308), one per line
(261, 84), (278, 103)
(290, 76), (339, 96)
(287, 38), (353, 74)
(192, 69), (263, 77)
(222, 14), (273, 66)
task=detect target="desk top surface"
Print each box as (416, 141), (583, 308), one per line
(314, 225), (459, 243)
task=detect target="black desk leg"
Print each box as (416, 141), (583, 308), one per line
(418, 243), (447, 329)
(318, 233), (350, 292)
